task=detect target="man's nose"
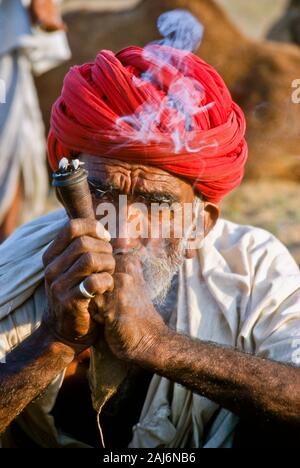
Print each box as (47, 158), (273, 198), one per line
(111, 236), (141, 253)
(111, 202), (146, 253)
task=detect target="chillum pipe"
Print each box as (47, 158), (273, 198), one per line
(52, 158), (95, 220)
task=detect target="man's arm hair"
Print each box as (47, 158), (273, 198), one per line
(145, 332), (300, 429)
(0, 325), (74, 434)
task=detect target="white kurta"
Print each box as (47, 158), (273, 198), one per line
(0, 210), (299, 448)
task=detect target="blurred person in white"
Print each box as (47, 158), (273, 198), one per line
(0, 0), (70, 242)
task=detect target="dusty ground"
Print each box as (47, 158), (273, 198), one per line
(222, 181), (300, 264)
(216, 0), (288, 39)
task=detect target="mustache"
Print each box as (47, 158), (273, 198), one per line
(140, 241), (184, 306)
(113, 247), (140, 256)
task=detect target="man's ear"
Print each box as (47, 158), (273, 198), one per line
(184, 201), (220, 259)
(203, 202), (220, 237)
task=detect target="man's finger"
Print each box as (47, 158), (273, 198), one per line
(115, 253), (145, 286)
(59, 252), (116, 288)
(81, 273), (114, 297)
(44, 237), (112, 284)
(43, 219), (110, 267)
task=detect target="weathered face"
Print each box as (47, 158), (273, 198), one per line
(79, 154), (219, 303)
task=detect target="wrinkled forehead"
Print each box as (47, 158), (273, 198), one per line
(79, 153), (195, 200)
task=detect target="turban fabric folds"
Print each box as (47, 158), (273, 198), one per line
(48, 46), (248, 202)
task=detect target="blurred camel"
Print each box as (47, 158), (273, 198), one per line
(36, 0), (300, 180)
(268, 0), (300, 45)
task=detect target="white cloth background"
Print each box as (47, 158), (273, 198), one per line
(0, 0), (71, 226)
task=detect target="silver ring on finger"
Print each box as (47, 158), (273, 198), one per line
(79, 280), (96, 299)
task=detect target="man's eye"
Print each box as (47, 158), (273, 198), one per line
(98, 193), (113, 201)
(160, 199), (174, 206)
(91, 189), (111, 200)
(137, 195), (173, 206)
(152, 199), (174, 207)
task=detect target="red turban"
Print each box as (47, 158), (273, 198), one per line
(48, 46), (247, 202)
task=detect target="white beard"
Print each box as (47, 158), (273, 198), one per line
(139, 239), (185, 306)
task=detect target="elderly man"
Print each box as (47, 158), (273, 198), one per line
(0, 45), (299, 449)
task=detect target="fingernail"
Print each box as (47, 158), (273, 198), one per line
(97, 222), (111, 242)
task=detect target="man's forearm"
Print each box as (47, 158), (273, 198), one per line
(145, 331), (300, 427)
(0, 325), (75, 434)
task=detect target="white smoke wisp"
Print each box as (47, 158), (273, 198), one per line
(155, 9), (204, 52)
(116, 76), (214, 153)
(113, 10), (214, 156)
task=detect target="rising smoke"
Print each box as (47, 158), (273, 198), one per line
(115, 10), (215, 156)
(154, 9), (204, 52)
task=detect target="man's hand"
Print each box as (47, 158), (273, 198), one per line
(96, 255), (170, 364)
(0, 218), (115, 434)
(30, 0), (66, 32)
(43, 219), (115, 350)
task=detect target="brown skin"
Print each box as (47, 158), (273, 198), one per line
(0, 157), (299, 437)
(29, 0), (66, 32)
